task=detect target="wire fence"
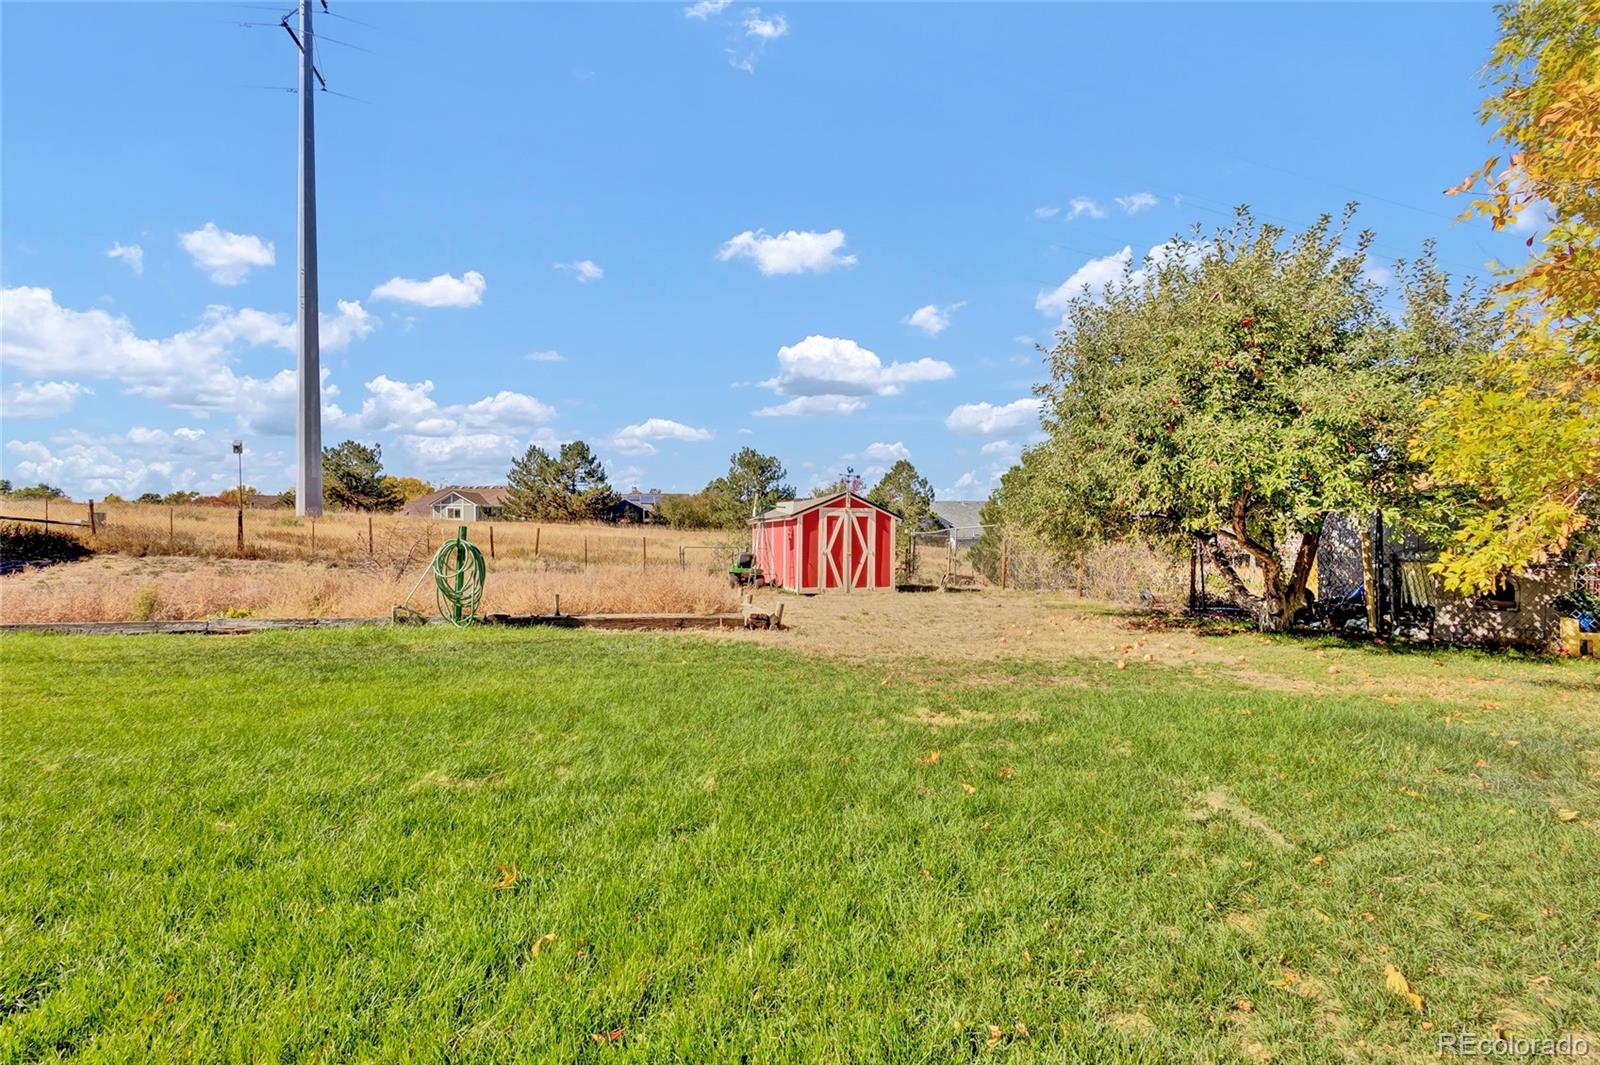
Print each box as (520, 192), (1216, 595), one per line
(0, 499), (746, 575)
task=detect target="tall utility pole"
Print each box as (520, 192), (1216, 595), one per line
(295, 0), (323, 517)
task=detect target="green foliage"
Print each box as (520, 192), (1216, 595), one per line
(504, 440), (617, 521)
(321, 441), (403, 513)
(134, 493), (163, 505)
(161, 490), (200, 506)
(100, 494), (126, 505)
(10, 482), (67, 500)
(703, 448), (795, 529)
(130, 585), (160, 622)
(1420, 0), (1600, 592)
(658, 489), (721, 529)
(0, 479), (10, 494)
(867, 459), (936, 573)
(1023, 207), (1488, 629)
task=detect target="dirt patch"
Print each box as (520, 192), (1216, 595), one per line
(1188, 787), (1294, 849)
(900, 706), (996, 728)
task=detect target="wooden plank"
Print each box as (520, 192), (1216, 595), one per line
(484, 612), (744, 631)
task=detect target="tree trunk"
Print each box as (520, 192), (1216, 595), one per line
(1359, 524), (1379, 634)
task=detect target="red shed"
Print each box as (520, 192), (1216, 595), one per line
(750, 490), (898, 593)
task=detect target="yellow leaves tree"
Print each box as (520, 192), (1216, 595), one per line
(1419, 0), (1600, 592)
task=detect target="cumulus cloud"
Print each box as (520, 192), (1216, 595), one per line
(1116, 191), (1159, 214)
(4, 426), (246, 498)
(904, 302), (963, 337)
(945, 398), (1041, 436)
(1065, 197), (1107, 221)
(107, 242), (144, 275)
(860, 441), (910, 463)
(179, 222), (275, 285)
(0, 286), (375, 420)
(370, 270), (486, 308)
(610, 417), (714, 457)
(525, 349), (564, 363)
(1035, 247), (1133, 316)
(980, 438), (1021, 458)
(349, 375), (555, 439)
(717, 229), (855, 275)
(683, 0), (730, 16)
(554, 259), (604, 283)
(761, 335), (953, 401)
(1, 380), (90, 419)
(743, 9), (788, 37)
(1033, 206), (1061, 220)
(753, 395), (868, 418)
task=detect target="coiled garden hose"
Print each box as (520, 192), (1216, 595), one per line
(432, 526), (486, 626)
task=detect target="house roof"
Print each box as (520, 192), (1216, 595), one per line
(401, 485), (509, 516)
(929, 500), (985, 532)
(753, 490), (899, 523)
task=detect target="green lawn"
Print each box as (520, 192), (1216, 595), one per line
(2, 626), (1597, 1063)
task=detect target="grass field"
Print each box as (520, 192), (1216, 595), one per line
(3, 615), (1598, 1062)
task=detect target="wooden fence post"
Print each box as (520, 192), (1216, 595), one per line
(1000, 536), (1008, 591)
(310, 519), (316, 554)
(534, 526), (541, 557)
(368, 514), (374, 556)
(642, 535), (647, 568)
(236, 508), (244, 554)
(679, 546), (685, 570)
(583, 536), (589, 568)
(489, 524), (495, 559)
(88, 499), (97, 537)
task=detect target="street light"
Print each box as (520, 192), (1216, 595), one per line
(232, 440), (244, 553)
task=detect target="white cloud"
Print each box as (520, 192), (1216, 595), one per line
(1035, 247), (1133, 315)
(1, 380), (90, 419)
(743, 9), (788, 38)
(370, 270), (486, 308)
(1065, 197), (1106, 221)
(0, 286), (374, 421)
(1116, 192), (1159, 215)
(683, 0), (731, 16)
(904, 302), (963, 337)
(762, 335), (953, 399)
(1360, 264), (1394, 287)
(1033, 206), (1061, 220)
(717, 229), (855, 275)
(861, 441), (910, 463)
(753, 395), (868, 418)
(526, 350), (564, 363)
(107, 242), (144, 276)
(4, 427), (245, 498)
(610, 417), (714, 457)
(349, 375), (555, 438)
(945, 398), (1041, 436)
(554, 259), (604, 283)
(946, 471), (981, 496)
(179, 222), (275, 285)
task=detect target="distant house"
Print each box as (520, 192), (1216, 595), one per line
(402, 486), (509, 522)
(929, 500), (986, 546)
(608, 488), (664, 524)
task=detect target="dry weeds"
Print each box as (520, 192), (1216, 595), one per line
(0, 556), (738, 622)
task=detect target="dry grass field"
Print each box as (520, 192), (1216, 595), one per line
(0, 555), (740, 623)
(0, 498), (738, 569)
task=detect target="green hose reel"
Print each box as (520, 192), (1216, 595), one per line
(395, 524), (486, 626)
(432, 525), (486, 626)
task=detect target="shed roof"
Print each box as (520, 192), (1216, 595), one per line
(753, 489), (899, 523)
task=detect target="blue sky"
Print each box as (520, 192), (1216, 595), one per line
(1, 2), (1528, 501)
